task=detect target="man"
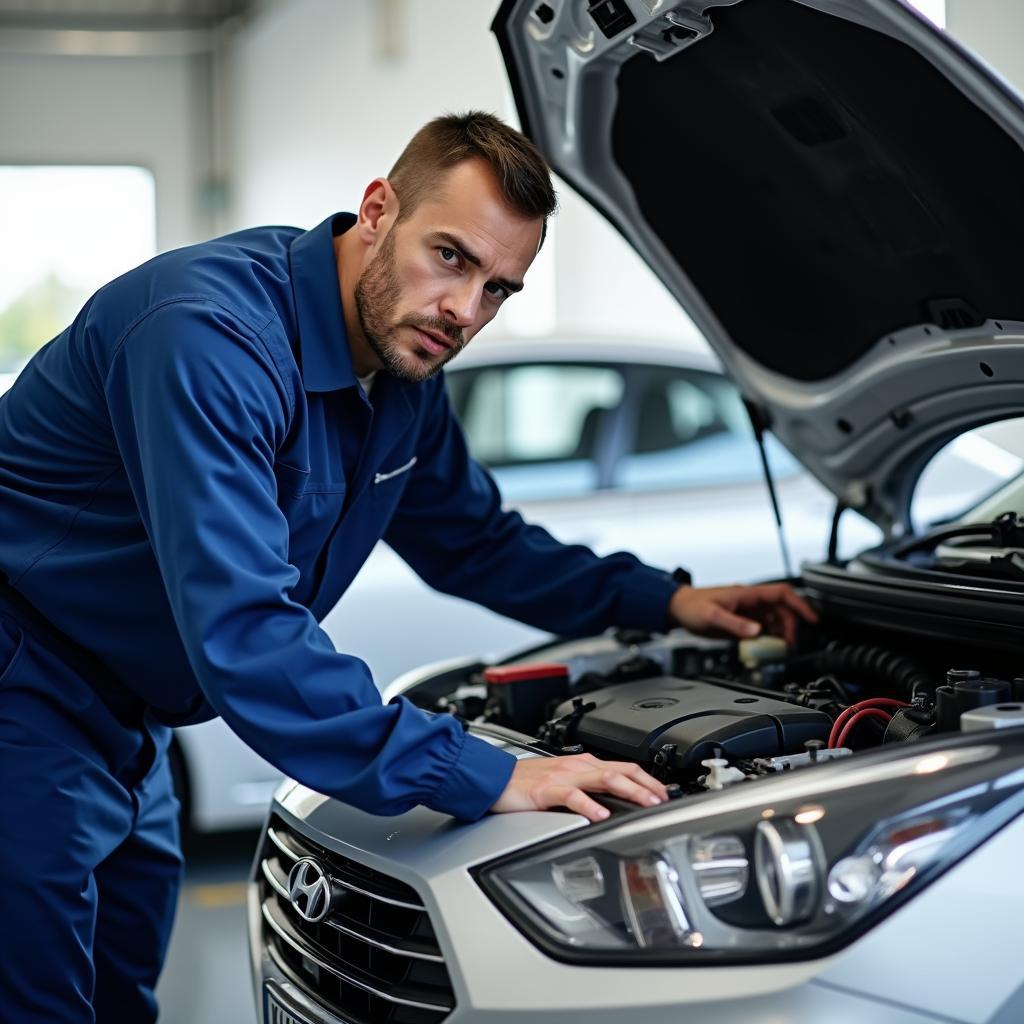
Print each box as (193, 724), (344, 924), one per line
(0, 112), (815, 1021)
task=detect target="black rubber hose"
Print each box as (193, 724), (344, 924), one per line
(793, 642), (934, 699)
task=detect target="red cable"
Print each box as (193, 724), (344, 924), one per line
(828, 698), (909, 748)
(836, 708), (893, 749)
(828, 699), (905, 748)
(827, 700), (897, 747)
(829, 697), (908, 744)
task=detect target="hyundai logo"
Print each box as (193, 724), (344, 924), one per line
(287, 857), (332, 922)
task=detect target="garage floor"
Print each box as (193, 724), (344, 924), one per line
(156, 830), (258, 1023)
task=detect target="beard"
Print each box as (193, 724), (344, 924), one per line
(353, 228), (465, 383)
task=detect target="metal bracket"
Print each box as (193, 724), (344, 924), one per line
(628, 8), (713, 61)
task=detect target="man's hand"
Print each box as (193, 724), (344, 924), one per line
(491, 753), (668, 822)
(669, 582), (818, 646)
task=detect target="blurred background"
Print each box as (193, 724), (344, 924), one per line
(2, 1), (1023, 1020)
(6, 0), (994, 371)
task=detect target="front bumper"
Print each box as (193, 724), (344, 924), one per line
(250, 777), (1024, 1024)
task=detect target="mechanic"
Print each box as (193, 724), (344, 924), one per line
(0, 111), (816, 1021)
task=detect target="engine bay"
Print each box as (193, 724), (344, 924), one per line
(412, 611), (1024, 799)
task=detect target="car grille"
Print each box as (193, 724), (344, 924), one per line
(258, 816), (455, 1024)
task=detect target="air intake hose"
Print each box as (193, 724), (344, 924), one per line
(793, 642), (933, 699)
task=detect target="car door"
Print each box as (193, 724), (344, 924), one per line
(445, 358), (639, 548)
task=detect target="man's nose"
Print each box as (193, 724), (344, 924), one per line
(441, 281), (481, 328)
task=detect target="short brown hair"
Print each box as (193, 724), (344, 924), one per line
(388, 111), (557, 240)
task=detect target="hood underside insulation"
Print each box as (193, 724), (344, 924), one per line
(611, 0), (1024, 380)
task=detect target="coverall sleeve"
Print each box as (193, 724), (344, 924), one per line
(384, 379), (680, 635)
(104, 300), (514, 820)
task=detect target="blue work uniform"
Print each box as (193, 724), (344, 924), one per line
(0, 213), (680, 1021)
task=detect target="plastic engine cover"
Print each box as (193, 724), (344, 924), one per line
(555, 677), (831, 770)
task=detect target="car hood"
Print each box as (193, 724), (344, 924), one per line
(492, 0), (1024, 534)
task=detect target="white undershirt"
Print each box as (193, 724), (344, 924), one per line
(357, 371), (377, 398)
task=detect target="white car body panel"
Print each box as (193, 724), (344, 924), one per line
(248, 772), (1024, 1023)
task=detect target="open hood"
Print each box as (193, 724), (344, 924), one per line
(492, 0), (1024, 535)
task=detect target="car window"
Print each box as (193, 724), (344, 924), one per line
(613, 366), (802, 492)
(446, 363), (625, 502)
(912, 416), (1024, 530)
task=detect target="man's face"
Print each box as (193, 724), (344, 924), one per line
(354, 159), (543, 382)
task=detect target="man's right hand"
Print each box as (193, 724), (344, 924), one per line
(490, 753), (668, 822)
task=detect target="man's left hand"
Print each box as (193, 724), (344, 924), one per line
(669, 582), (819, 646)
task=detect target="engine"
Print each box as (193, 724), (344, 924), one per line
(540, 676), (829, 772)
(417, 624), (1024, 795)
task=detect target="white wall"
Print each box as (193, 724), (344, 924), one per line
(947, 0), (1024, 93)
(1, 2), (1019, 336)
(0, 51), (212, 252)
(226, 0), (701, 344)
(228, 0), (506, 231)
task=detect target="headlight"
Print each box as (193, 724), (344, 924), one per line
(478, 734), (1024, 964)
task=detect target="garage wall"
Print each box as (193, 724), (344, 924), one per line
(0, 3), (1018, 341)
(225, 0), (702, 344)
(7, 3), (997, 344)
(0, 51), (213, 252)
(227, 0), (506, 233)
(947, 0), (1024, 93)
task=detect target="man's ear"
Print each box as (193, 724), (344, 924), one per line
(356, 178), (399, 246)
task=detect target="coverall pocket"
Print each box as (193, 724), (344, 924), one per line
(0, 618), (25, 689)
(273, 461), (310, 501)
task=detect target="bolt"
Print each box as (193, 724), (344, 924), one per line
(804, 739), (825, 762)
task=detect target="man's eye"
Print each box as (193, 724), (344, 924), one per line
(439, 246), (458, 265)
(485, 282), (510, 301)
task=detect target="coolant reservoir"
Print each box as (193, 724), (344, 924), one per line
(738, 636), (788, 669)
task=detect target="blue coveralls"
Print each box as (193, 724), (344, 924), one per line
(0, 213), (679, 1020)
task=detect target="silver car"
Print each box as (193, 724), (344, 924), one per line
(249, 1), (1024, 1021)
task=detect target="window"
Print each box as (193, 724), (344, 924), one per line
(614, 367), (801, 492)
(908, 0), (945, 28)
(0, 165), (156, 388)
(912, 417), (1024, 530)
(447, 363), (625, 501)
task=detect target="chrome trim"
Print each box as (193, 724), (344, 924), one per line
(325, 871), (423, 912)
(266, 947), (343, 1023)
(267, 827), (425, 911)
(754, 818), (823, 927)
(261, 902), (453, 1013)
(261, 860), (445, 964)
(323, 918), (445, 966)
(262, 858), (291, 900)
(267, 827), (299, 862)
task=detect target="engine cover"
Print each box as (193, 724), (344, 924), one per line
(552, 677), (831, 772)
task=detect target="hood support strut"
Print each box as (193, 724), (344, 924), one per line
(745, 398), (794, 579)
